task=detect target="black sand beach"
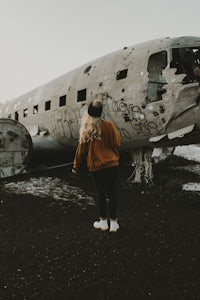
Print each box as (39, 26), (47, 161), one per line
(0, 157), (200, 299)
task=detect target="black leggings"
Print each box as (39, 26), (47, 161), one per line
(91, 166), (119, 219)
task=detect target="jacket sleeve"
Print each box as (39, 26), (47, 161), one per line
(73, 142), (88, 170)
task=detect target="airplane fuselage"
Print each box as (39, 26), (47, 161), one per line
(1, 36), (200, 178)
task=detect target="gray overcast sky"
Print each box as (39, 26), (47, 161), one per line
(0, 0), (200, 101)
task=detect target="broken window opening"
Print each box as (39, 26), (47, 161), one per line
(116, 69), (128, 80)
(147, 51), (167, 102)
(33, 105), (38, 114)
(170, 47), (200, 84)
(59, 95), (66, 107)
(23, 109), (28, 118)
(77, 89), (87, 102)
(84, 65), (92, 74)
(15, 111), (19, 121)
(45, 100), (51, 111)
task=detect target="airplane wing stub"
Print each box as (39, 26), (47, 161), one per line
(149, 134), (166, 142)
(0, 118), (32, 179)
(167, 124), (195, 140)
(149, 124), (195, 144)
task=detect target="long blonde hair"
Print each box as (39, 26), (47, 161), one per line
(79, 100), (103, 144)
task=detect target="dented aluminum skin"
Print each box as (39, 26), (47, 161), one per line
(1, 36), (200, 177)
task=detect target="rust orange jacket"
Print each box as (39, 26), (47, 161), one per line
(73, 120), (121, 172)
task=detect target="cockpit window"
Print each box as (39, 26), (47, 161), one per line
(170, 47), (200, 84)
(147, 51), (167, 102)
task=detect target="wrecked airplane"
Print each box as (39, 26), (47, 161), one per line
(1, 36), (200, 181)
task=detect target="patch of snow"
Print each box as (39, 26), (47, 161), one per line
(174, 145), (200, 163)
(2, 176), (94, 207)
(183, 183), (200, 191)
(173, 145), (200, 192)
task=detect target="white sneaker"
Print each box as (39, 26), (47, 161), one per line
(109, 219), (119, 232)
(93, 218), (109, 231)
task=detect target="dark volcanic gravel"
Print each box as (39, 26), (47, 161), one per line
(0, 156), (200, 300)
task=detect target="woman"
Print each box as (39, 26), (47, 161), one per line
(72, 99), (121, 232)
